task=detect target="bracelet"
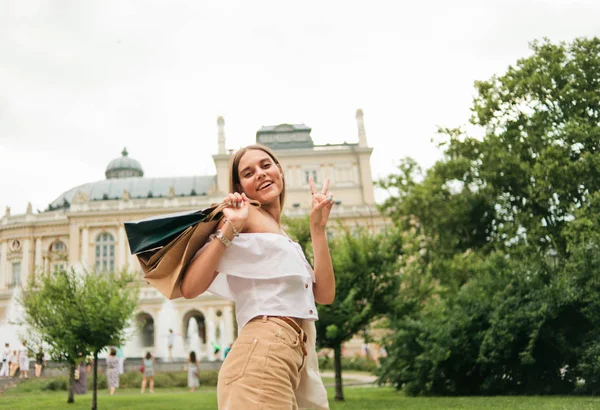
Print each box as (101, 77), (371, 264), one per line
(222, 218), (240, 237)
(215, 229), (232, 248)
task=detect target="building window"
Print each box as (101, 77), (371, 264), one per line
(52, 262), (66, 273)
(51, 241), (67, 252)
(336, 167), (352, 182)
(11, 262), (21, 287)
(304, 169), (318, 184)
(95, 232), (115, 272)
(9, 240), (21, 252)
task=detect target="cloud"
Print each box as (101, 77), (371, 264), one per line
(0, 0), (598, 213)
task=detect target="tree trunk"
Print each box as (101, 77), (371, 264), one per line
(334, 344), (344, 401)
(67, 363), (76, 403)
(92, 351), (98, 410)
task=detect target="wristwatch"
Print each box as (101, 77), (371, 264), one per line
(215, 229), (232, 248)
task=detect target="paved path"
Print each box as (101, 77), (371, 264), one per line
(320, 371), (378, 387)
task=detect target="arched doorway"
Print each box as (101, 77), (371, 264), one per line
(136, 312), (155, 348)
(182, 310), (206, 358)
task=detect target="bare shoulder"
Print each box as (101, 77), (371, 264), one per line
(244, 205), (271, 233)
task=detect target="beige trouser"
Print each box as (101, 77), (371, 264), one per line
(217, 316), (307, 410)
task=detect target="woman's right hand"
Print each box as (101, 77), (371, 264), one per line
(220, 192), (249, 233)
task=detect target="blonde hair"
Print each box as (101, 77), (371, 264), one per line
(229, 144), (286, 209)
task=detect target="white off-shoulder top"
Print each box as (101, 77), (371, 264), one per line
(196, 233), (318, 330)
(194, 232), (329, 409)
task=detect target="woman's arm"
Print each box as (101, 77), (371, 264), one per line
(180, 220), (236, 298)
(311, 227), (335, 304)
(308, 177), (336, 305)
(180, 193), (249, 299)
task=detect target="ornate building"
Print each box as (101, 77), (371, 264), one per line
(0, 110), (384, 360)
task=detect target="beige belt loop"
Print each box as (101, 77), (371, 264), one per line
(262, 315), (268, 323)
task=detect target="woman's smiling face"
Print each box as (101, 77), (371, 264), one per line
(237, 149), (284, 205)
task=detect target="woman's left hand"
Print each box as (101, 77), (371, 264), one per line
(309, 176), (334, 229)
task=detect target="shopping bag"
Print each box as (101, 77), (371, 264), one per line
(124, 203), (227, 300)
(125, 207), (220, 255)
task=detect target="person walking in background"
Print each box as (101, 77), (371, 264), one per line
(167, 329), (175, 361)
(223, 344), (232, 359)
(85, 354), (93, 374)
(74, 353), (88, 395)
(17, 340), (30, 379)
(106, 348), (120, 396)
(8, 349), (18, 377)
(140, 352), (155, 393)
(116, 346), (125, 375)
(186, 351), (200, 392)
(0, 343), (9, 377)
(34, 348), (46, 377)
(211, 341), (221, 361)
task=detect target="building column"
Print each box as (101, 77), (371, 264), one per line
(118, 226), (126, 271)
(352, 164), (359, 183)
(206, 307), (217, 362)
(81, 228), (89, 270)
(358, 153), (375, 204)
(34, 238), (42, 272)
(0, 241), (7, 289)
(68, 223), (80, 269)
(21, 239), (31, 285)
(129, 252), (141, 277)
(356, 108), (368, 147)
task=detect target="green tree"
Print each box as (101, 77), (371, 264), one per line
(78, 271), (138, 410)
(20, 269), (91, 403)
(379, 37), (600, 273)
(377, 36), (600, 395)
(286, 221), (402, 401)
(378, 158), (495, 288)
(20, 269), (138, 408)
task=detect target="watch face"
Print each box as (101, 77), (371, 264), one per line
(216, 230), (231, 247)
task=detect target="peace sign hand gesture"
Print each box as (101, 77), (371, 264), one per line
(309, 176), (334, 230)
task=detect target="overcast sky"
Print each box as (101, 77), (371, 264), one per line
(1, 0), (599, 214)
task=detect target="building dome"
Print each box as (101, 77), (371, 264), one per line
(105, 147), (144, 179)
(47, 175), (216, 210)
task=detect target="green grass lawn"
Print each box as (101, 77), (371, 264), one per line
(2, 386), (600, 410)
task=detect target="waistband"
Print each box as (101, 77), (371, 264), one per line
(250, 315), (308, 353)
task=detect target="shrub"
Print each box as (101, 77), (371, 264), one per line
(42, 377), (69, 391)
(11, 370), (220, 393)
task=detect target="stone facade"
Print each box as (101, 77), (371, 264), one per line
(0, 110), (385, 360)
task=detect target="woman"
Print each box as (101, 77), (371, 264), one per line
(34, 349), (46, 377)
(1, 343), (10, 377)
(140, 352), (155, 393)
(74, 354), (88, 395)
(8, 349), (18, 378)
(105, 348), (120, 396)
(17, 341), (29, 379)
(187, 351), (200, 392)
(181, 144), (335, 409)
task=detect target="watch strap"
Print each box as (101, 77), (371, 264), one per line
(215, 229), (232, 248)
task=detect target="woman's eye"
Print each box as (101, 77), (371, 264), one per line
(263, 163), (271, 168)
